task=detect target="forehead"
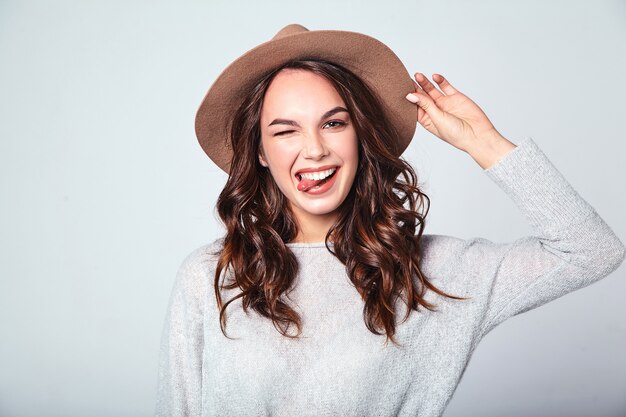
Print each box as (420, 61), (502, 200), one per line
(261, 69), (345, 117)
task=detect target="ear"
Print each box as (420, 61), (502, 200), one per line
(258, 146), (268, 167)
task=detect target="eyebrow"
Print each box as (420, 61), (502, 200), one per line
(267, 106), (349, 128)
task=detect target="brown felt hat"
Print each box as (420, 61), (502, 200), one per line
(195, 23), (417, 174)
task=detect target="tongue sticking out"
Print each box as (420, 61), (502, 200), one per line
(297, 177), (324, 192)
(297, 170), (336, 192)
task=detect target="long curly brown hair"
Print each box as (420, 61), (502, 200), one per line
(212, 58), (464, 346)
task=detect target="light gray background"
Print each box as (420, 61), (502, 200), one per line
(1, 0), (624, 416)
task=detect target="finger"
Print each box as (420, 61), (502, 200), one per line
(414, 72), (445, 100)
(405, 92), (426, 125)
(432, 73), (458, 95)
(410, 79), (428, 100)
(405, 87), (427, 122)
(405, 89), (445, 125)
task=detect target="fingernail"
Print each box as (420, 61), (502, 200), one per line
(405, 93), (419, 104)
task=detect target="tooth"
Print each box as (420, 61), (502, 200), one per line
(298, 167), (337, 181)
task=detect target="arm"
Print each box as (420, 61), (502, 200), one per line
(155, 246), (208, 417)
(406, 73), (625, 334)
(469, 136), (623, 334)
(418, 136), (624, 338)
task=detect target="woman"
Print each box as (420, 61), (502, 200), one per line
(155, 24), (625, 417)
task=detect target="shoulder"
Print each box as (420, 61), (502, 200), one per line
(418, 233), (473, 265)
(420, 233), (507, 260)
(170, 237), (225, 308)
(177, 237), (225, 275)
(418, 233), (510, 282)
(419, 233), (465, 255)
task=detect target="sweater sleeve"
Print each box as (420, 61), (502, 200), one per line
(155, 245), (210, 417)
(448, 137), (625, 337)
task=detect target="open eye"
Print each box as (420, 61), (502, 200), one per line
(324, 120), (346, 129)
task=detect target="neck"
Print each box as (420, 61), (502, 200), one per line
(290, 209), (338, 244)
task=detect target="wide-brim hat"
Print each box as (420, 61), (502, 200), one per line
(195, 23), (417, 174)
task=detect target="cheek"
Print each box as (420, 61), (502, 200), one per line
(265, 143), (299, 168)
(263, 148), (295, 181)
(341, 135), (359, 165)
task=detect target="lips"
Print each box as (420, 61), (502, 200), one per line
(296, 166), (340, 192)
(294, 164), (339, 180)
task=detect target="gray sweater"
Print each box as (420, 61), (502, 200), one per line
(155, 137), (625, 417)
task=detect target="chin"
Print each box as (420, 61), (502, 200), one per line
(301, 203), (341, 216)
(294, 198), (344, 216)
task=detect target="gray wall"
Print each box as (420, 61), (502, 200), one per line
(1, 0), (624, 416)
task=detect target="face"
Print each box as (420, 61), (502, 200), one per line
(258, 69), (359, 230)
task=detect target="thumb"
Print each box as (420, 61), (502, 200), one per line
(405, 92), (445, 124)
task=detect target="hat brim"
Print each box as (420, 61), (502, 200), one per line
(195, 28), (417, 173)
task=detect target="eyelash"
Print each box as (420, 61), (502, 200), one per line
(274, 120), (346, 136)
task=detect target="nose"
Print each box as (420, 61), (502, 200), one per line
(302, 131), (329, 160)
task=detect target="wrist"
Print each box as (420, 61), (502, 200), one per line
(467, 131), (517, 170)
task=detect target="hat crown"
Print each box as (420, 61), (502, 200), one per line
(272, 24), (309, 40)
(195, 24), (416, 173)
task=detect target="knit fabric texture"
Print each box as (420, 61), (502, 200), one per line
(155, 137), (625, 417)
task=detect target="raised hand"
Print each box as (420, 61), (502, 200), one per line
(406, 72), (517, 169)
